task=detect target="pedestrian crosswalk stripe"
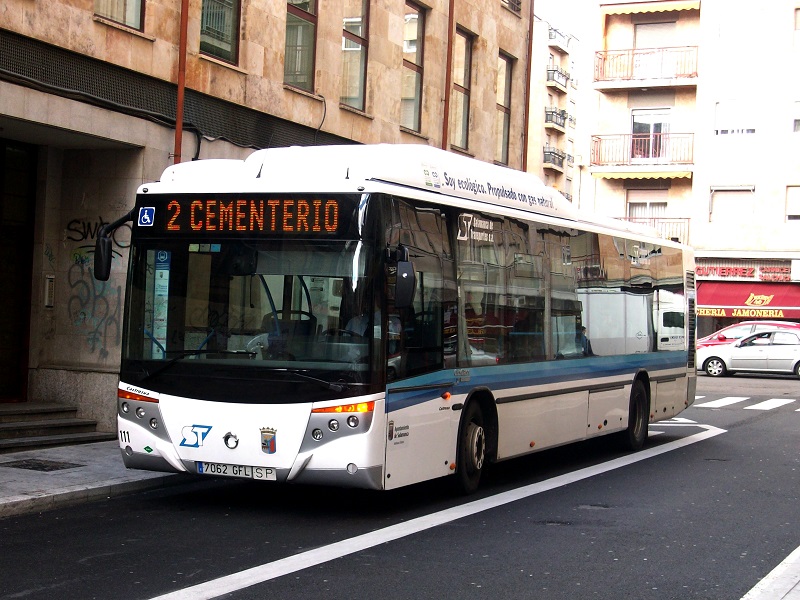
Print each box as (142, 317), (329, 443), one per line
(694, 396), (750, 408)
(743, 398), (796, 411)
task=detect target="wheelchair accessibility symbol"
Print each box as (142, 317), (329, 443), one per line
(138, 207), (155, 226)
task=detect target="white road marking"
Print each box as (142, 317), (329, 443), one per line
(740, 544), (800, 600)
(147, 424), (726, 600)
(744, 399), (796, 411)
(694, 396), (750, 408)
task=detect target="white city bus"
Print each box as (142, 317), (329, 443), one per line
(95, 144), (696, 494)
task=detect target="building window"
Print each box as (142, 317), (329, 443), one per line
(449, 29), (472, 151)
(401, 3), (425, 131)
(710, 189), (756, 223)
(200, 0), (240, 63)
(787, 186), (800, 221)
(627, 190), (667, 221)
(340, 0), (368, 110)
(631, 108), (670, 161)
(95, 0), (144, 30)
(495, 53), (512, 164)
(285, 0), (318, 92)
(794, 102), (800, 132)
(714, 101), (756, 135)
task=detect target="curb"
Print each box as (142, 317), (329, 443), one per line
(0, 473), (189, 519)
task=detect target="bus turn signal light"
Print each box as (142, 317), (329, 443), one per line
(118, 389), (158, 403)
(312, 401), (375, 414)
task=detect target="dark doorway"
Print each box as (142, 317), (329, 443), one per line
(0, 140), (37, 402)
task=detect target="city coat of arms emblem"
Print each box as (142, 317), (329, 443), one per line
(261, 427), (277, 454)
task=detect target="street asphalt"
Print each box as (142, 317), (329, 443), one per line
(0, 440), (797, 600)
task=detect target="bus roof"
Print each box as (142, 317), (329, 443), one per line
(155, 144), (669, 242)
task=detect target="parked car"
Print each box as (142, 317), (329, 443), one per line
(697, 329), (800, 378)
(696, 320), (800, 349)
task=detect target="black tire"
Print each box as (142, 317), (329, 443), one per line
(455, 401), (486, 495)
(704, 357), (727, 377)
(794, 362), (800, 379)
(620, 380), (648, 451)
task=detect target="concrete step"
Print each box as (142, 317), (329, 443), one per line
(0, 432), (118, 454)
(0, 403), (78, 424)
(0, 403), (114, 454)
(0, 418), (103, 440)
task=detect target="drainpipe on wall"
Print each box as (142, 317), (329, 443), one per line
(441, 0), (456, 149)
(173, 0), (190, 164)
(521, 0), (535, 171)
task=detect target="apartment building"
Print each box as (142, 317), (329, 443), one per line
(0, 0), (534, 427)
(587, 0), (800, 338)
(526, 16), (581, 200)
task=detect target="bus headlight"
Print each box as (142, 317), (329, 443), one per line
(347, 416), (359, 428)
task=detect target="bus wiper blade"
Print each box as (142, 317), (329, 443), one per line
(282, 371), (348, 392)
(139, 350), (208, 383)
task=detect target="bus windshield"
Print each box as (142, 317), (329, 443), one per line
(122, 238), (380, 401)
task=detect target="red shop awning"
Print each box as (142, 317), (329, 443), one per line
(697, 281), (800, 319)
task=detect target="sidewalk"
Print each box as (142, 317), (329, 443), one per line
(0, 441), (182, 518)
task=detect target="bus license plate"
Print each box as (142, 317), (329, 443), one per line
(198, 462), (276, 481)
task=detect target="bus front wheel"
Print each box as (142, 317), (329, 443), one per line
(619, 380), (648, 452)
(455, 402), (486, 495)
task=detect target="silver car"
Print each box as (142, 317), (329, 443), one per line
(698, 329), (800, 378)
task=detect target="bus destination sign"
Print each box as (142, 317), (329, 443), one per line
(140, 197), (342, 236)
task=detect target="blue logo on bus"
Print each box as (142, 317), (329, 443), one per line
(138, 207), (155, 227)
(180, 425), (212, 448)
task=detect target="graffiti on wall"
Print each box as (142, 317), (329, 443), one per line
(68, 263), (122, 360)
(65, 216), (131, 358)
(66, 216), (130, 267)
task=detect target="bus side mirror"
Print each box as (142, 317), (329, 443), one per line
(94, 236), (113, 281)
(92, 209), (134, 281)
(394, 260), (416, 309)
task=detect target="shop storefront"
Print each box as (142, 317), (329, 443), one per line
(696, 259), (800, 338)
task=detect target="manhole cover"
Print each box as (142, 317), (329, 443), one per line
(0, 459), (84, 472)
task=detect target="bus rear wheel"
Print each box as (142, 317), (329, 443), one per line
(619, 380), (648, 451)
(455, 402), (486, 495)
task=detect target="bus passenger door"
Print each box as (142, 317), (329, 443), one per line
(384, 198), (458, 489)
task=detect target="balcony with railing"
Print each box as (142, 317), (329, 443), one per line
(620, 217), (690, 244)
(591, 133), (694, 167)
(546, 66), (570, 93)
(548, 28), (570, 54)
(594, 46), (698, 90)
(544, 108), (567, 132)
(543, 146), (566, 171)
